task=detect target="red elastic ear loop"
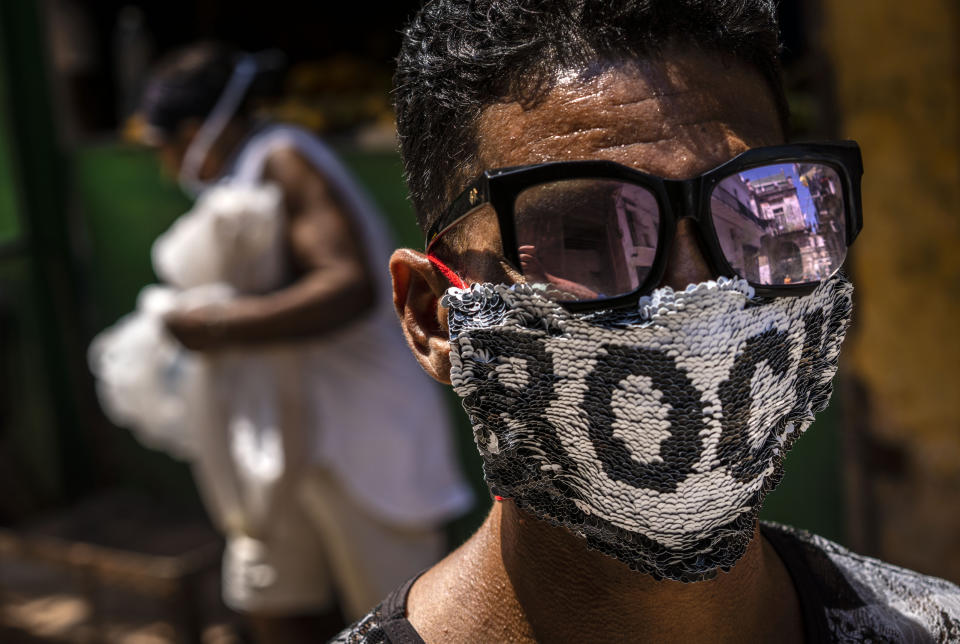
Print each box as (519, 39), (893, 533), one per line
(427, 254), (466, 289)
(430, 254), (503, 500)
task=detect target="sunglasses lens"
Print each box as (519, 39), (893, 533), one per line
(710, 162), (848, 286)
(514, 179), (660, 301)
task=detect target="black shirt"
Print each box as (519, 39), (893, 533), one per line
(332, 522), (960, 643)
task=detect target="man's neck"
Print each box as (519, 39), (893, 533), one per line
(407, 500), (805, 643)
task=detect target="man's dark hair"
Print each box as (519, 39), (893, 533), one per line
(394, 0), (788, 233)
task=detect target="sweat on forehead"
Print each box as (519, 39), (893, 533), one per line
(473, 52), (784, 181)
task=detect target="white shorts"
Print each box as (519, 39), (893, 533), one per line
(220, 467), (445, 620)
(183, 352), (450, 620)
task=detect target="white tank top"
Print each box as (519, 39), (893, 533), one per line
(223, 124), (473, 526)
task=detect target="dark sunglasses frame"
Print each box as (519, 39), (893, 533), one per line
(426, 141), (863, 311)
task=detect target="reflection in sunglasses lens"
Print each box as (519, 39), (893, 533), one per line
(514, 179), (660, 301)
(710, 163), (847, 286)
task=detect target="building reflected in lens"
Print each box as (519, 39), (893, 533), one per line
(712, 163), (846, 285)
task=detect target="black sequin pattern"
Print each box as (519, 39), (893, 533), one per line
(443, 277), (854, 582)
(329, 602), (388, 643)
(770, 523), (960, 643)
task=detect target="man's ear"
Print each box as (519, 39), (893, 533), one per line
(390, 248), (453, 384)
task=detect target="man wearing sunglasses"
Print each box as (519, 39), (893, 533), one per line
(334, 1), (960, 642)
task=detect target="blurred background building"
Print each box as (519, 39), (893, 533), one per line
(0, 0), (956, 641)
(822, 0), (960, 588)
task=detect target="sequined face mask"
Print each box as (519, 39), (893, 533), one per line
(443, 275), (853, 582)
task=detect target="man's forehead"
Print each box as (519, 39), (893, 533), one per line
(474, 50), (783, 181)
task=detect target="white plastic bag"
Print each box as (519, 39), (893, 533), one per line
(88, 284), (233, 459)
(91, 180), (288, 459)
(152, 182), (288, 294)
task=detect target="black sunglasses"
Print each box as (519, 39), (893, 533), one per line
(426, 141), (863, 311)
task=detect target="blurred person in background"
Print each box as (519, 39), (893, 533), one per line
(89, 42), (472, 643)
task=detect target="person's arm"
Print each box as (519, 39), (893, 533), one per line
(165, 146), (376, 351)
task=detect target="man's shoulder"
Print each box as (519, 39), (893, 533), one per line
(330, 572), (423, 644)
(329, 603), (389, 644)
(762, 521), (960, 642)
